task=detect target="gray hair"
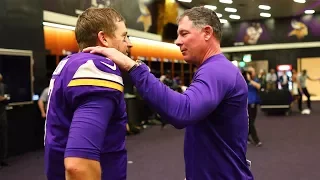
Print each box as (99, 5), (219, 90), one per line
(177, 6), (222, 41)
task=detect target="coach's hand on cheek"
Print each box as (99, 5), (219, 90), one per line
(83, 46), (136, 72)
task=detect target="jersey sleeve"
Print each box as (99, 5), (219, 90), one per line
(64, 57), (124, 161)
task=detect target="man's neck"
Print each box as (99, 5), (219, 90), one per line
(199, 46), (222, 65)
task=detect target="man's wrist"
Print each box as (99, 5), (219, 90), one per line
(124, 57), (137, 72)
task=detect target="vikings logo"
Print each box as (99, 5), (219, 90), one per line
(137, 0), (153, 32)
(288, 20), (308, 40)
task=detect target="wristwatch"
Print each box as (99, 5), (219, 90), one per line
(128, 60), (150, 73)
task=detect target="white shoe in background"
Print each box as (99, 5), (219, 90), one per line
(301, 108), (311, 115)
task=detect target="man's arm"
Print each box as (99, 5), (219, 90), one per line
(37, 100), (46, 117)
(307, 75), (319, 81)
(129, 64), (228, 129)
(38, 88), (49, 118)
(249, 79), (261, 90)
(64, 91), (118, 180)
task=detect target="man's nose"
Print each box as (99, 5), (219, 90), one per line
(174, 37), (182, 47)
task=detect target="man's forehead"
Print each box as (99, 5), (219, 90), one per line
(178, 16), (193, 31)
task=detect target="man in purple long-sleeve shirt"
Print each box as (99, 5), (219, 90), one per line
(84, 6), (253, 180)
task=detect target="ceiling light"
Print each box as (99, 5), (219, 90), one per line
(258, 5), (271, 10)
(305, 10), (315, 14)
(229, 14), (240, 19)
(225, 7), (237, 13)
(216, 13), (222, 18)
(219, 0), (233, 4)
(293, 0), (306, 3)
(204, 5), (217, 11)
(43, 22), (75, 31)
(220, 19), (228, 23)
(260, 12), (271, 17)
(177, 0), (192, 2)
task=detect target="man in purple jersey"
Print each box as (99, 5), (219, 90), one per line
(44, 7), (132, 180)
(84, 6), (254, 180)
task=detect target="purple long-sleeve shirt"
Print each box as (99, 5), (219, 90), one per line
(130, 53), (254, 180)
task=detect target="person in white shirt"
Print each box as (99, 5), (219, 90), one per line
(266, 69), (277, 90)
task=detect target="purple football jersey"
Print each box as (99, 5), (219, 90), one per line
(44, 52), (127, 180)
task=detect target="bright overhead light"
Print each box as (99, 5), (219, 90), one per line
(260, 12), (271, 17)
(219, 0), (233, 4)
(204, 5), (217, 11)
(305, 10), (315, 14)
(229, 14), (240, 19)
(177, 0), (192, 2)
(43, 22), (75, 31)
(220, 19), (228, 23)
(258, 5), (271, 10)
(293, 0), (306, 3)
(216, 13), (222, 18)
(225, 7), (237, 13)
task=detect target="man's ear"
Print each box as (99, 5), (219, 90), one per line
(203, 26), (214, 41)
(97, 31), (109, 47)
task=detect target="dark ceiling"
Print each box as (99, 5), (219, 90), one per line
(177, 0), (320, 22)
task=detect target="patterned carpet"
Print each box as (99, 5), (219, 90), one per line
(1, 103), (320, 180)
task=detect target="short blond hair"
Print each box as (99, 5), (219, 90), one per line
(75, 7), (125, 50)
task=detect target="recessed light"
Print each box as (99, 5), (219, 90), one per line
(260, 12), (271, 17)
(220, 19), (228, 23)
(219, 0), (233, 4)
(177, 0), (192, 2)
(204, 5), (217, 11)
(258, 5), (271, 10)
(293, 0), (306, 3)
(225, 7), (237, 13)
(229, 14), (240, 19)
(216, 13), (222, 18)
(305, 10), (315, 14)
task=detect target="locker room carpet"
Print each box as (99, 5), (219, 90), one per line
(1, 103), (320, 180)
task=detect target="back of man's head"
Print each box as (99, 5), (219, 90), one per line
(75, 7), (125, 50)
(178, 6), (222, 41)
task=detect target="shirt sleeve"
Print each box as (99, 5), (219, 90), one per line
(64, 89), (120, 161)
(129, 64), (232, 129)
(39, 87), (49, 102)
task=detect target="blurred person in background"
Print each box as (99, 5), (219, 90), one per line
(279, 71), (290, 90)
(38, 86), (49, 119)
(266, 68), (277, 91)
(291, 69), (301, 107)
(258, 69), (267, 91)
(245, 67), (262, 147)
(0, 73), (9, 167)
(298, 69), (320, 114)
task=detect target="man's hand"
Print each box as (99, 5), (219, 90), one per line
(246, 73), (252, 81)
(83, 46), (136, 72)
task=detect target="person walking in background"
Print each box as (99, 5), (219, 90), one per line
(298, 69), (320, 114)
(246, 67), (262, 147)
